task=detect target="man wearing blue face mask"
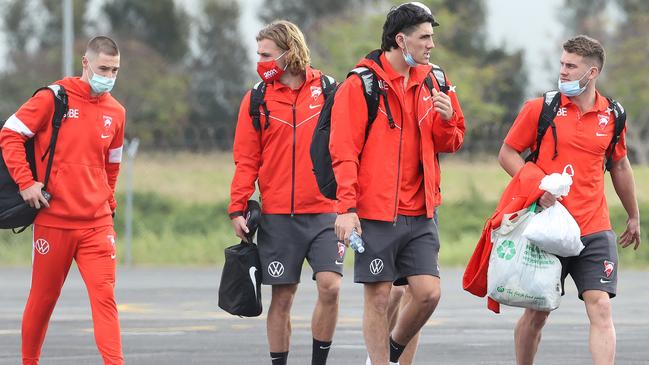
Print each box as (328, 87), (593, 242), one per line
(499, 35), (641, 365)
(330, 3), (466, 364)
(0, 36), (126, 364)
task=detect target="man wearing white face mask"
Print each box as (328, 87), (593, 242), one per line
(0, 36), (125, 364)
(330, 3), (465, 364)
(499, 35), (641, 365)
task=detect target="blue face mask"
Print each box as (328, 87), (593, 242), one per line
(401, 35), (418, 67)
(88, 65), (116, 94)
(557, 68), (593, 97)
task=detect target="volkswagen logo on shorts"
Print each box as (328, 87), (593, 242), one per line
(34, 239), (50, 255)
(369, 258), (384, 275)
(268, 261), (285, 278)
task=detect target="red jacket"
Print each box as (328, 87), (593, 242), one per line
(228, 67), (335, 216)
(462, 162), (545, 313)
(0, 77), (125, 229)
(329, 51), (465, 221)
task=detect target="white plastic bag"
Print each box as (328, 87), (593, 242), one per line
(539, 164), (574, 198)
(488, 207), (562, 312)
(523, 202), (584, 257)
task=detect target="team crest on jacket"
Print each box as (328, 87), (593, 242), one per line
(597, 114), (609, 129)
(603, 260), (615, 278)
(103, 115), (113, 128)
(310, 86), (322, 99)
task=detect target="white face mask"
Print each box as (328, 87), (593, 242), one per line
(558, 67), (594, 97)
(400, 35), (418, 67)
(88, 64), (116, 94)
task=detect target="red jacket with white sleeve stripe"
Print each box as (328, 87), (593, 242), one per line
(0, 77), (125, 229)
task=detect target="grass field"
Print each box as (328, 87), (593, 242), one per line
(1, 152), (647, 267)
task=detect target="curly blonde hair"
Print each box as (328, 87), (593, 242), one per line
(257, 20), (311, 75)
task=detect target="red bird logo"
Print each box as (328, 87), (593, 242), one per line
(603, 260), (615, 278)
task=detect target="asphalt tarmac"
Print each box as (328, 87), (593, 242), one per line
(1, 267), (648, 364)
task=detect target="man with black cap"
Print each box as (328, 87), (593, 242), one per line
(329, 2), (465, 364)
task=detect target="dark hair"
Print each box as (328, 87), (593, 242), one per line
(381, 2), (438, 51)
(563, 35), (605, 71)
(86, 36), (119, 57)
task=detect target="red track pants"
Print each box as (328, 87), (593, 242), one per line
(22, 224), (123, 365)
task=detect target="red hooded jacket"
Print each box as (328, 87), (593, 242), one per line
(228, 67), (335, 216)
(329, 51), (465, 222)
(462, 162), (546, 313)
(0, 77), (125, 229)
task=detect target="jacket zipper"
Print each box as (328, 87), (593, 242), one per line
(291, 103), (296, 217)
(393, 105), (404, 226)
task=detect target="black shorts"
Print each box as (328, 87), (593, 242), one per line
(353, 214), (440, 285)
(257, 213), (344, 285)
(559, 230), (618, 300)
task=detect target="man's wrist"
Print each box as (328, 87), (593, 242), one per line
(229, 211), (244, 219)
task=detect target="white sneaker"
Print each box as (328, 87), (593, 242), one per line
(364, 356), (399, 365)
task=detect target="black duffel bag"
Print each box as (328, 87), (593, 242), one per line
(218, 200), (263, 317)
(0, 85), (68, 232)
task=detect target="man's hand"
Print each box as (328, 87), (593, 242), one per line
(19, 182), (49, 209)
(538, 191), (561, 209)
(231, 216), (250, 243)
(618, 216), (641, 250)
(335, 212), (361, 247)
(432, 88), (454, 121)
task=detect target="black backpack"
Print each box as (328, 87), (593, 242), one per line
(248, 74), (337, 131)
(218, 200), (263, 317)
(525, 90), (626, 171)
(0, 85), (68, 232)
(310, 50), (449, 200)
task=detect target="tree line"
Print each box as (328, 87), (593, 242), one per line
(0, 0), (646, 164)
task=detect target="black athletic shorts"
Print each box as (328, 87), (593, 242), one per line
(353, 214), (440, 285)
(257, 213), (344, 285)
(559, 230), (618, 299)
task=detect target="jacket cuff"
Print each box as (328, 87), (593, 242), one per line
(335, 201), (356, 215)
(18, 180), (36, 192)
(229, 211), (244, 219)
(443, 110), (458, 124)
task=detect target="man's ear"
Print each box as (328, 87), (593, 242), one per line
(395, 33), (406, 49)
(590, 66), (600, 80)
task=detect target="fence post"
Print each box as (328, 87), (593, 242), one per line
(123, 138), (140, 266)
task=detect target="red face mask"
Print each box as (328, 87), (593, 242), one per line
(256, 51), (287, 83)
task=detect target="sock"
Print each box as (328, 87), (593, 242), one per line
(389, 337), (406, 363)
(270, 351), (288, 365)
(312, 338), (332, 365)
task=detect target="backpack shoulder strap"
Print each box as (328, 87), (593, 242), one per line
(348, 66), (395, 129)
(526, 90), (562, 163)
(425, 64), (450, 94)
(604, 97), (626, 171)
(320, 75), (337, 97)
(348, 67), (380, 125)
(32, 85), (68, 189)
(248, 81), (269, 131)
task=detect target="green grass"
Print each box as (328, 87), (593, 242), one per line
(2, 152), (647, 267)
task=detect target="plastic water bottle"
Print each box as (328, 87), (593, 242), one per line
(349, 229), (365, 253)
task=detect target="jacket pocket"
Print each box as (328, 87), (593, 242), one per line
(48, 163), (112, 220)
